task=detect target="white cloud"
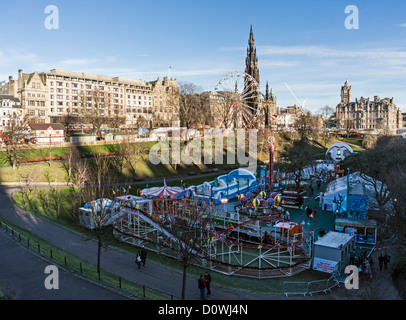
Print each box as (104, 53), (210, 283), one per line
(398, 22), (406, 27)
(0, 50), (37, 68)
(257, 45), (406, 61)
(60, 58), (100, 65)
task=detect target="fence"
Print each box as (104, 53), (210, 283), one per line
(282, 271), (340, 297)
(0, 219), (179, 300)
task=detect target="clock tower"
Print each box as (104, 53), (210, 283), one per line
(341, 79), (352, 104)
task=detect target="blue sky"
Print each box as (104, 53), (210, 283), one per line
(1, 0), (406, 112)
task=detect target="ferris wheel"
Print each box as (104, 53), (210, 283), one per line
(213, 71), (262, 129)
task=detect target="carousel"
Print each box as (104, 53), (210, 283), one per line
(113, 187), (314, 279)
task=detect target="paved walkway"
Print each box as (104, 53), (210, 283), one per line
(0, 229), (129, 300)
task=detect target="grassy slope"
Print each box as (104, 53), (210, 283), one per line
(0, 136), (365, 183)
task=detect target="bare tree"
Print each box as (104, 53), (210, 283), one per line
(78, 153), (116, 274)
(343, 119), (355, 135)
(178, 82), (202, 129)
(212, 91), (240, 129)
(386, 164), (406, 241)
(344, 137), (406, 235)
(362, 134), (378, 150)
(159, 200), (212, 299)
(318, 106), (334, 146)
(279, 137), (314, 191)
(61, 108), (80, 133)
(293, 111), (321, 140)
(78, 87), (120, 133)
(0, 113), (27, 169)
(61, 144), (81, 181)
(319, 105), (334, 120)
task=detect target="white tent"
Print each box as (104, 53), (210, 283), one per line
(321, 172), (390, 212)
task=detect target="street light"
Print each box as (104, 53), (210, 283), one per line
(220, 197), (228, 213)
(220, 197), (229, 229)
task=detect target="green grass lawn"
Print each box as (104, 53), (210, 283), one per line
(0, 162), (67, 183)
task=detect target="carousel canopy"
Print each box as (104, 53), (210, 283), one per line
(141, 181), (184, 199)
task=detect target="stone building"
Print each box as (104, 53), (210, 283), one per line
(262, 81), (277, 129)
(0, 94), (23, 131)
(275, 105), (303, 130)
(5, 69), (179, 129)
(0, 81), (8, 95)
(336, 80), (402, 134)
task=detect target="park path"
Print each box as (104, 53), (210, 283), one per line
(0, 229), (129, 300)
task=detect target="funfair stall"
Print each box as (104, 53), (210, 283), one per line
(188, 168), (257, 204)
(313, 231), (356, 273)
(334, 218), (377, 245)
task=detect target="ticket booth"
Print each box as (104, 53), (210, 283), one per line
(313, 231), (355, 273)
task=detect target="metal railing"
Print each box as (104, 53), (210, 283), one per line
(283, 271), (340, 297)
(0, 219), (179, 300)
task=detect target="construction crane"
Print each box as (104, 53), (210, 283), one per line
(284, 82), (307, 109)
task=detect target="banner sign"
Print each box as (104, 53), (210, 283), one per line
(313, 257), (338, 274)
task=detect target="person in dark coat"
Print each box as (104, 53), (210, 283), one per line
(204, 271), (212, 295)
(368, 256), (374, 273)
(198, 275), (206, 300)
(383, 252), (391, 270)
(135, 251), (142, 269)
(378, 254), (384, 271)
(140, 249), (147, 266)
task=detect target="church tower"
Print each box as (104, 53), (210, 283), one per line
(244, 25), (260, 112)
(263, 81), (277, 128)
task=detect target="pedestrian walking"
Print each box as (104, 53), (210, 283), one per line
(365, 260), (373, 280)
(305, 206), (312, 217)
(368, 256), (374, 273)
(360, 260), (366, 279)
(312, 207), (317, 218)
(198, 275), (206, 300)
(378, 254), (384, 271)
(383, 252), (391, 270)
(204, 271), (212, 295)
(135, 251), (142, 269)
(140, 249), (147, 266)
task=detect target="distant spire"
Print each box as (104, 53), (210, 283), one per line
(249, 25), (255, 47)
(244, 25), (260, 113)
(265, 81), (269, 100)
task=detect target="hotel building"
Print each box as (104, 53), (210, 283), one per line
(6, 69), (179, 129)
(336, 80), (402, 134)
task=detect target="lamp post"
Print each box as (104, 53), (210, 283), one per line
(220, 197), (228, 212)
(269, 142), (275, 192)
(220, 197), (229, 229)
